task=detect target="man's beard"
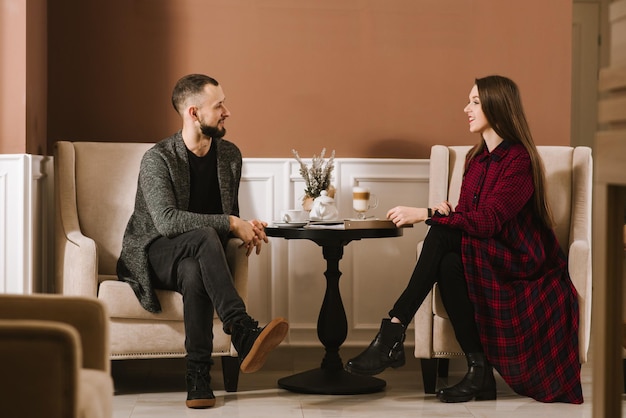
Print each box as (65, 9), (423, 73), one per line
(200, 122), (226, 139)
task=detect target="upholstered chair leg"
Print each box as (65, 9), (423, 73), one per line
(623, 359), (626, 393)
(222, 356), (240, 392)
(438, 358), (449, 378)
(421, 358), (439, 394)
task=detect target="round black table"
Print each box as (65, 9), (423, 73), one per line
(265, 225), (404, 395)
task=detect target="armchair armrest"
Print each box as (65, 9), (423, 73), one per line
(0, 320), (81, 418)
(569, 239), (592, 362)
(55, 229), (99, 297)
(55, 141), (99, 297)
(413, 240), (435, 358)
(569, 240), (591, 300)
(0, 294), (109, 372)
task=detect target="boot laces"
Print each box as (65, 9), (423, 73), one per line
(238, 317), (260, 331)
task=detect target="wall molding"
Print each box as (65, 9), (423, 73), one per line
(240, 158), (430, 346)
(0, 154), (53, 294)
(4, 156), (429, 347)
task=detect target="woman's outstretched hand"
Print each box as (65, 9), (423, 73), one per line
(386, 206), (428, 226)
(386, 201), (454, 226)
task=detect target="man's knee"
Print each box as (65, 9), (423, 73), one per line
(177, 258), (203, 292)
(182, 228), (226, 261)
(185, 227), (221, 246)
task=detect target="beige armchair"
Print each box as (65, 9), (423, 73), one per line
(54, 141), (249, 392)
(0, 293), (113, 418)
(414, 145), (592, 393)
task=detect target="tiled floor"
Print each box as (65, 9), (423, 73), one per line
(111, 347), (616, 418)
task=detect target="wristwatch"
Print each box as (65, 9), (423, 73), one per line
(427, 208), (433, 218)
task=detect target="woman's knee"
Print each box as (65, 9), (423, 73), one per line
(438, 252), (464, 288)
(425, 225), (462, 245)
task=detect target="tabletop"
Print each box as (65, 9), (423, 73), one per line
(265, 225), (404, 242)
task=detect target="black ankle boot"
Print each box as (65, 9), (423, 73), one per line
(345, 319), (406, 376)
(185, 361), (216, 409)
(437, 352), (497, 403)
(230, 316), (289, 374)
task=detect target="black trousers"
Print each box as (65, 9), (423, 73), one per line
(148, 227), (248, 364)
(389, 225), (483, 353)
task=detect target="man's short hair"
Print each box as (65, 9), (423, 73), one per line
(171, 74), (219, 114)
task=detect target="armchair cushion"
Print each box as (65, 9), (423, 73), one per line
(99, 280), (184, 321)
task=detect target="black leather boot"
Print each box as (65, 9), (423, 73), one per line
(345, 319), (406, 376)
(437, 352), (497, 403)
(230, 316), (289, 373)
(185, 361), (216, 409)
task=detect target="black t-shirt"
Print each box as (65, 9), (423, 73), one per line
(187, 143), (223, 214)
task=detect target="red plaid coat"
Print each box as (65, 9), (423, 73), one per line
(429, 142), (583, 403)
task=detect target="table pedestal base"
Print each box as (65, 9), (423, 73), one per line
(278, 368), (386, 395)
(264, 227), (403, 396)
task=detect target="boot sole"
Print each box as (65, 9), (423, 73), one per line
(345, 358), (405, 376)
(240, 317), (289, 373)
(438, 390), (496, 403)
(186, 398), (216, 408)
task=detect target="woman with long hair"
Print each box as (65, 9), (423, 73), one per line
(345, 75), (583, 404)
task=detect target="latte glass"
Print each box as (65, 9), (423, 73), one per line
(352, 186), (378, 219)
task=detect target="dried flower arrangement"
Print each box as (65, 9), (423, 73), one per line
(292, 148), (336, 199)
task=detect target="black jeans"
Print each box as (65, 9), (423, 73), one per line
(148, 227), (248, 364)
(389, 225), (483, 353)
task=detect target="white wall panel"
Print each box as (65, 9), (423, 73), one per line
(239, 158), (429, 346)
(0, 154), (52, 294)
(10, 156), (428, 348)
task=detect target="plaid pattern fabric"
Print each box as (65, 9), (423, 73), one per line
(430, 142), (583, 403)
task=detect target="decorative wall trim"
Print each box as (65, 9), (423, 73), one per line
(0, 154), (53, 294)
(240, 158), (430, 346)
(7, 156), (429, 347)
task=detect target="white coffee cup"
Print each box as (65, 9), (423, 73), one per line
(353, 186), (378, 219)
(281, 209), (308, 223)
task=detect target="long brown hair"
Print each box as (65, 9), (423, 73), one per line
(466, 75), (553, 228)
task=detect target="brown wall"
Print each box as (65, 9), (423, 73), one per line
(0, 0), (47, 155)
(44, 0), (572, 158)
(0, 0), (26, 154)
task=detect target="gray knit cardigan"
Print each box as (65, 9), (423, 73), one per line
(116, 132), (242, 313)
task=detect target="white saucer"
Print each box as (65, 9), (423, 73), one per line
(272, 221), (308, 228)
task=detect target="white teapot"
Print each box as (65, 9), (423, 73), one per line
(309, 190), (339, 221)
